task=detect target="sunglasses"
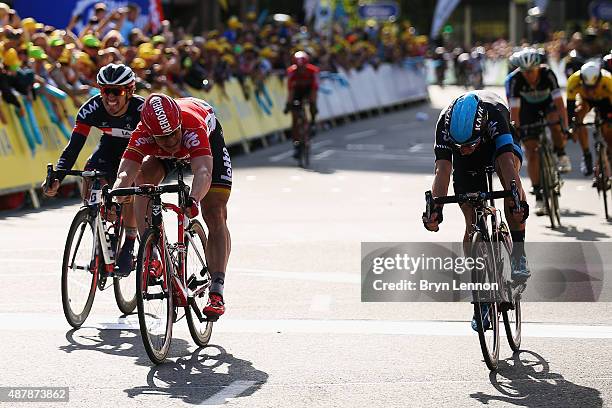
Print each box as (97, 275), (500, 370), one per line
(101, 87), (127, 96)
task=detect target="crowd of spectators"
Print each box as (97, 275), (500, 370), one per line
(0, 1), (429, 121)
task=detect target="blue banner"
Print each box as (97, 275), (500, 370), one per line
(13, 0), (161, 33)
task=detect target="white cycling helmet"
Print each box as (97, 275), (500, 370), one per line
(509, 51), (521, 68)
(96, 63), (136, 87)
(517, 48), (540, 70)
(580, 61), (602, 87)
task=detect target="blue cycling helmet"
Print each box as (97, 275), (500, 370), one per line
(445, 92), (488, 146)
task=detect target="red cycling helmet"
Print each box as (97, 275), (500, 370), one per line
(141, 93), (182, 136)
(292, 51), (309, 66)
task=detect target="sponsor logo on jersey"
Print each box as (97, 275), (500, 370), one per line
(134, 136), (154, 147)
(183, 131), (201, 148)
(150, 96), (172, 134)
(78, 99), (100, 120)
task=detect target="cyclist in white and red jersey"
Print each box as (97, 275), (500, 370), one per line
(112, 93), (232, 319)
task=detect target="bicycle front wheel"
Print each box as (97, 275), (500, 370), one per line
(61, 207), (98, 328)
(185, 219), (214, 347)
(598, 146), (610, 219)
(471, 231), (501, 371)
(496, 228), (522, 351)
(113, 228), (137, 315)
(136, 228), (173, 364)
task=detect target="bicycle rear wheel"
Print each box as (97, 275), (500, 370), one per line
(185, 219), (214, 347)
(471, 231), (501, 371)
(136, 228), (173, 364)
(62, 207), (98, 328)
(539, 146), (558, 228)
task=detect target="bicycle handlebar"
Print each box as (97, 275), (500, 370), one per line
(518, 120), (562, 131)
(46, 163), (108, 183)
(105, 183), (188, 198)
(424, 180), (520, 214)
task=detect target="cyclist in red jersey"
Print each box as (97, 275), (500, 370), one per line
(284, 51), (319, 158)
(112, 93), (232, 319)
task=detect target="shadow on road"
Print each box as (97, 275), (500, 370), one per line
(59, 328), (268, 405)
(124, 344), (268, 405)
(470, 350), (602, 407)
(544, 224), (611, 241)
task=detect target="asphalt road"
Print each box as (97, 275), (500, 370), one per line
(0, 85), (611, 407)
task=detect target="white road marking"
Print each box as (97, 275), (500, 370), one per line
(282, 187), (292, 193)
(200, 380), (257, 406)
(409, 143), (424, 153)
(380, 187), (392, 193)
(269, 150), (294, 162)
(2, 313), (612, 339)
(331, 187), (342, 193)
(312, 140), (333, 149)
(344, 129), (377, 140)
(309, 295), (332, 312)
(576, 185), (585, 191)
(245, 175), (257, 181)
(346, 144), (385, 151)
(290, 175), (302, 181)
(313, 149), (334, 160)
(269, 140), (332, 162)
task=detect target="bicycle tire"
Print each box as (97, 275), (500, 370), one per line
(598, 146), (609, 219)
(113, 227), (137, 315)
(545, 147), (562, 227)
(496, 228), (522, 351)
(136, 227), (173, 364)
(471, 231), (500, 371)
(185, 219), (214, 347)
(539, 145), (557, 228)
(61, 207), (97, 328)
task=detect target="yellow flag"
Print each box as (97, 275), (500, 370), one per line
(218, 0), (228, 10)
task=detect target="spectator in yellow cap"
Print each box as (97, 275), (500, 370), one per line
(81, 34), (100, 66)
(47, 37), (65, 63)
(74, 50), (96, 82)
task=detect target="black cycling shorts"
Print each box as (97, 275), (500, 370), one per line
(84, 146), (124, 185)
(160, 121), (232, 195)
(519, 98), (556, 140)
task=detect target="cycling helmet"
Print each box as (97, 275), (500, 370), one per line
(580, 61), (602, 87)
(508, 51), (521, 70)
(140, 93), (182, 136)
(445, 92), (488, 146)
(517, 48), (540, 70)
(96, 63), (136, 86)
(292, 50), (309, 66)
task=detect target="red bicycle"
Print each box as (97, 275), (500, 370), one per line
(107, 161), (213, 364)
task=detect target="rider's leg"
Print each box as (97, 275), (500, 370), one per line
(575, 101), (593, 175)
(523, 138), (540, 191)
(547, 110), (571, 172)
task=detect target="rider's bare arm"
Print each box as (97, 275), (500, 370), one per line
(553, 96), (568, 129)
(431, 159), (452, 199)
(113, 158), (141, 190)
(496, 152), (525, 200)
(189, 155), (213, 202)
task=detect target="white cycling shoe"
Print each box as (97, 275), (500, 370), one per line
(557, 155), (572, 173)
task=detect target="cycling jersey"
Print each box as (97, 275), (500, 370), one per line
(505, 65), (562, 108)
(434, 90), (523, 194)
(566, 70), (612, 119)
(287, 63), (319, 95)
(124, 97), (215, 162)
(124, 97), (232, 191)
(56, 94), (145, 182)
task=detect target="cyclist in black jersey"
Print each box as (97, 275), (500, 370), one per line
(42, 64), (144, 276)
(422, 90), (530, 331)
(505, 48), (570, 216)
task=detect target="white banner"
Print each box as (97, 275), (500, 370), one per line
(430, 0), (462, 38)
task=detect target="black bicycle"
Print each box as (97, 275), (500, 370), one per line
(576, 113), (612, 219)
(46, 164), (137, 328)
(107, 161), (213, 364)
(519, 120), (564, 229)
(425, 167), (524, 371)
(292, 99), (311, 168)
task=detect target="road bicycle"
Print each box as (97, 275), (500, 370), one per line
(46, 164), (137, 329)
(519, 120), (564, 228)
(107, 161), (213, 364)
(292, 99), (311, 168)
(425, 167), (524, 371)
(576, 113), (612, 219)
